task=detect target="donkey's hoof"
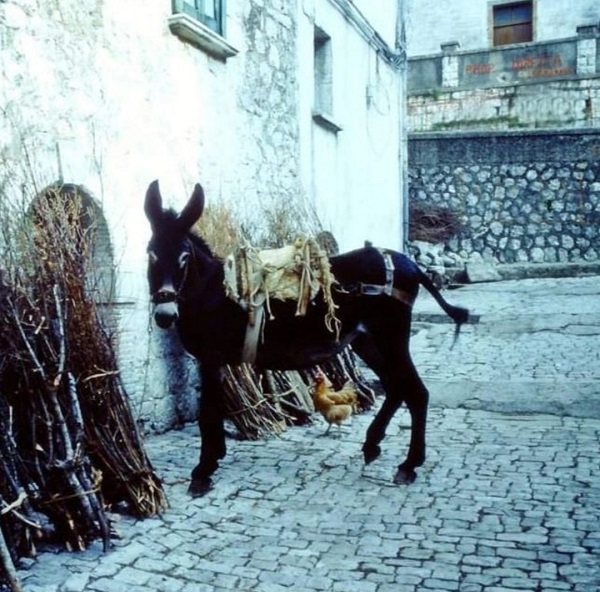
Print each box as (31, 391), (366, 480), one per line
(393, 467), (417, 485)
(187, 478), (213, 497)
(362, 443), (381, 465)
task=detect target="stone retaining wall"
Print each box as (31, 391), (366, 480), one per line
(408, 129), (600, 264)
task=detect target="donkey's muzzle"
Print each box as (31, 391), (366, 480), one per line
(153, 301), (179, 329)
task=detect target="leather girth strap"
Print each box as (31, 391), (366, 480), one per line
(358, 249), (416, 308)
(241, 301), (265, 364)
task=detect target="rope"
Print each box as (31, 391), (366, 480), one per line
(224, 237), (341, 340)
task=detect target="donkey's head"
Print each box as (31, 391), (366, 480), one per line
(144, 180), (205, 329)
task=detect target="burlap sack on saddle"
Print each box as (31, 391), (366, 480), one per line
(223, 237), (340, 336)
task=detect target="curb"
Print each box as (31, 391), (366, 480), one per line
(494, 261), (600, 280)
(441, 261), (600, 286)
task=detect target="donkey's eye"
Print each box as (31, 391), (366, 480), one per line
(178, 252), (190, 269)
(148, 251), (159, 265)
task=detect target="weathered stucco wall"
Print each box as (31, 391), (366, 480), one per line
(409, 130), (600, 264)
(1, 0), (404, 431)
(1, 0), (306, 432)
(298, 0), (403, 252)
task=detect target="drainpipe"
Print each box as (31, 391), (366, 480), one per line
(396, 0), (409, 252)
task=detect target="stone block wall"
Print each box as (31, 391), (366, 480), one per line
(409, 129), (600, 264)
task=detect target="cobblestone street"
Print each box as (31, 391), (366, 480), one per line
(18, 276), (600, 592)
(412, 275), (600, 419)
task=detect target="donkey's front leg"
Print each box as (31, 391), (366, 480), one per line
(189, 364), (226, 497)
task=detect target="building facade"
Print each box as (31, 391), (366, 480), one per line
(406, 0), (599, 58)
(406, 0), (600, 265)
(0, 0), (406, 430)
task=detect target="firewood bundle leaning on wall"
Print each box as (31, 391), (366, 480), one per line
(220, 348), (377, 440)
(0, 188), (166, 591)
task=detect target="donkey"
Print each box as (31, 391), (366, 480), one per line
(144, 180), (469, 496)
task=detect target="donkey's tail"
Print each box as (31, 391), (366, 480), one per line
(417, 268), (469, 345)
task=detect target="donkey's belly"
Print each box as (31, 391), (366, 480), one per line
(256, 342), (342, 369)
(256, 322), (362, 370)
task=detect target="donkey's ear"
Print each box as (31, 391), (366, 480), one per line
(144, 180), (163, 227)
(177, 183), (205, 231)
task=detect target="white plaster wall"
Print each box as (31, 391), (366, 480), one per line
(407, 0), (600, 56)
(352, 0), (398, 48)
(537, 1), (600, 40)
(1, 0), (252, 292)
(298, 0), (403, 252)
(406, 0), (488, 56)
(0, 0), (302, 431)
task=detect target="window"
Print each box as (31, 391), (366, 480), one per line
(174, 0), (223, 36)
(312, 27), (341, 132)
(169, 0), (238, 61)
(493, 2), (533, 47)
(314, 27), (333, 115)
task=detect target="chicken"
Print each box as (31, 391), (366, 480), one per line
(311, 372), (358, 435)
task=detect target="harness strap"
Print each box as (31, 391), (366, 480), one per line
(152, 289), (178, 304)
(358, 249), (416, 308)
(241, 303), (265, 364)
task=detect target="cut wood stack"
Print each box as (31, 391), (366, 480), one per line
(0, 189), (166, 591)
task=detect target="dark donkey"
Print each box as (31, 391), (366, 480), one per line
(144, 180), (469, 496)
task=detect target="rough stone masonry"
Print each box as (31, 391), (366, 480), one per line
(409, 129), (600, 264)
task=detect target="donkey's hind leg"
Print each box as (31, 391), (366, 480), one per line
(351, 332), (402, 464)
(352, 326), (430, 485)
(393, 356), (429, 484)
(363, 394), (402, 464)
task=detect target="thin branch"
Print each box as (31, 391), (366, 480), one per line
(7, 298), (46, 379)
(0, 491), (28, 515)
(52, 284), (66, 388)
(0, 527), (24, 592)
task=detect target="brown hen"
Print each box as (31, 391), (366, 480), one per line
(312, 372), (358, 435)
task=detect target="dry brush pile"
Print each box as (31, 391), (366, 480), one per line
(0, 188), (166, 591)
(409, 201), (464, 244)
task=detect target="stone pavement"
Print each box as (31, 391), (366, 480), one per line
(412, 275), (600, 419)
(17, 275), (600, 592)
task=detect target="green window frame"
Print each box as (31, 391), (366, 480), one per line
(172, 0), (224, 36)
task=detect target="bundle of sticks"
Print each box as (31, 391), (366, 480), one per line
(221, 347), (376, 440)
(0, 189), (166, 590)
(0, 186), (378, 590)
